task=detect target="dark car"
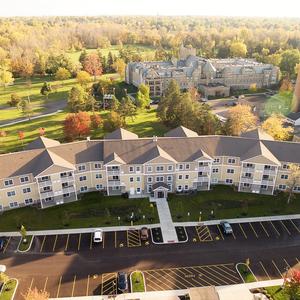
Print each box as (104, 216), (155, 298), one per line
(0, 238), (6, 251)
(117, 272), (128, 292)
(220, 221), (233, 235)
(140, 227), (149, 241)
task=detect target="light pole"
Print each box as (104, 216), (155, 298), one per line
(187, 212), (190, 222)
(199, 211), (202, 222)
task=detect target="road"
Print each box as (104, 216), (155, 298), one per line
(1, 220), (300, 298)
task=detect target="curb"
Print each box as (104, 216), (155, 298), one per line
(150, 228), (164, 245)
(236, 263), (258, 283)
(175, 226), (189, 243)
(129, 271), (147, 293)
(17, 235), (34, 253)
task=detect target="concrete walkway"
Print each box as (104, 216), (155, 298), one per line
(151, 198), (178, 243)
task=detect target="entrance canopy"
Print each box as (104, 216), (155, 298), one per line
(152, 182), (169, 191)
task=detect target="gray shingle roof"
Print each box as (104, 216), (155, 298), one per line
(105, 128), (139, 140)
(241, 128), (274, 141)
(164, 126), (198, 138)
(25, 136), (61, 150)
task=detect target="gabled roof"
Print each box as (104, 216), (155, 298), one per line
(104, 152), (126, 165)
(25, 136), (60, 150)
(188, 148), (213, 161)
(241, 128), (274, 141)
(105, 128), (138, 140)
(241, 141), (281, 165)
(152, 182), (169, 190)
(138, 145), (177, 164)
(164, 126), (198, 138)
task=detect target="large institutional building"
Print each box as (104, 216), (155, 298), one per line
(125, 46), (280, 97)
(0, 126), (300, 211)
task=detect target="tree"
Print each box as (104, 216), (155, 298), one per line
(55, 67), (71, 83)
(283, 269), (300, 299)
(18, 99), (33, 120)
(230, 41), (247, 58)
(280, 77), (294, 93)
(106, 51), (116, 73)
(261, 114), (292, 140)
(286, 164), (300, 204)
(76, 71), (91, 86)
(103, 111), (124, 132)
(20, 224), (27, 243)
(292, 64), (300, 113)
(39, 128), (46, 136)
(110, 95), (120, 111)
(18, 131), (25, 147)
(0, 272), (9, 284)
(226, 104), (257, 136)
(63, 112), (91, 141)
(83, 53), (102, 81)
(23, 287), (49, 300)
(0, 68), (14, 89)
(249, 83), (257, 93)
(0, 130), (7, 145)
(112, 58), (126, 77)
(280, 49), (300, 78)
(90, 113), (103, 130)
(7, 93), (21, 107)
(79, 49), (88, 64)
(40, 82), (52, 99)
(68, 86), (88, 112)
(117, 96), (137, 124)
(136, 84), (150, 109)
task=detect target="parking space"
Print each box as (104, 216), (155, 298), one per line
(0, 236), (19, 253)
(196, 225), (213, 242)
(127, 230), (141, 247)
(144, 263), (242, 291)
(101, 273), (117, 295)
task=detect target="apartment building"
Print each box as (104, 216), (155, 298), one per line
(125, 45), (279, 97)
(0, 127), (300, 211)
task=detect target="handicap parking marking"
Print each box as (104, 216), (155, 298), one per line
(269, 221), (280, 237)
(289, 220), (300, 233)
(101, 273), (117, 295)
(279, 221), (291, 236)
(238, 224), (247, 239)
(196, 225), (213, 242)
(216, 225), (224, 240)
(259, 261), (271, 280)
(127, 229), (141, 247)
(259, 222), (270, 238)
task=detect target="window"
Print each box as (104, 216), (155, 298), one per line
(178, 175), (183, 180)
(185, 174), (189, 179)
(9, 202), (18, 208)
(136, 176), (141, 182)
(96, 184), (103, 190)
(94, 163), (102, 169)
(112, 175), (119, 180)
(212, 168), (219, 173)
(78, 165), (86, 171)
(264, 165), (271, 170)
(185, 164), (190, 170)
(177, 185), (183, 191)
(156, 176), (163, 182)
(44, 197), (53, 202)
(245, 163), (254, 168)
(62, 182), (68, 188)
(281, 174), (288, 180)
(261, 185), (267, 190)
(244, 172), (252, 178)
(282, 164), (290, 169)
(79, 176), (87, 181)
(136, 187), (141, 193)
(167, 175), (173, 182)
(227, 169), (234, 174)
(43, 186), (51, 192)
(211, 178), (218, 183)
(136, 166), (141, 172)
(129, 166), (134, 173)
(262, 175), (269, 180)
(7, 191), (16, 197)
(20, 176), (29, 183)
(225, 179), (233, 184)
(184, 185), (189, 190)
(23, 187), (31, 194)
(167, 165), (173, 171)
(278, 184), (286, 190)
(243, 183), (250, 187)
(4, 179), (13, 186)
(156, 166), (164, 172)
(80, 186), (88, 192)
(24, 198), (33, 205)
(63, 193), (70, 198)
(129, 177), (134, 182)
(95, 173), (102, 179)
(147, 177), (153, 183)
(293, 186), (300, 192)
(213, 158), (220, 163)
(178, 164), (184, 170)
(228, 158), (236, 164)
(147, 166), (153, 172)
(40, 176), (50, 182)
(147, 185), (152, 193)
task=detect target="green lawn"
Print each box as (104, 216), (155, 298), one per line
(237, 264), (256, 283)
(131, 271), (146, 293)
(169, 185), (300, 222)
(18, 236), (33, 252)
(264, 92), (293, 117)
(264, 286), (292, 300)
(0, 192), (159, 231)
(0, 279), (17, 300)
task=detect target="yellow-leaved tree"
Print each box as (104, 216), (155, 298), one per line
(261, 114), (292, 140)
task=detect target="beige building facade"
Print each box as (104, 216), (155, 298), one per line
(125, 46), (279, 98)
(0, 127), (299, 211)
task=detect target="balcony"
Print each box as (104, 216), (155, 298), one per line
(263, 168), (277, 175)
(240, 177), (253, 184)
(61, 176), (75, 184)
(40, 188), (52, 194)
(107, 170), (120, 176)
(108, 180), (121, 187)
(40, 191), (54, 198)
(198, 166), (210, 172)
(261, 179), (275, 186)
(38, 180), (52, 187)
(195, 176), (209, 183)
(242, 167), (255, 173)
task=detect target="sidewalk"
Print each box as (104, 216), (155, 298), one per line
(151, 198), (178, 243)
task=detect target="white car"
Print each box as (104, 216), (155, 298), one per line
(93, 230), (103, 243)
(0, 265), (6, 273)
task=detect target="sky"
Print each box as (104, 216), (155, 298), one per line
(1, 0), (300, 18)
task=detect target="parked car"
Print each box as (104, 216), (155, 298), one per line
(117, 272), (128, 292)
(220, 221), (233, 235)
(200, 97), (208, 102)
(0, 238), (7, 251)
(93, 229), (103, 243)
(140, 227), (149, 241)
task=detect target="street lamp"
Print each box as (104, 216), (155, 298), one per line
(187, 212), (190, 221)
(199, 211), (202, 222)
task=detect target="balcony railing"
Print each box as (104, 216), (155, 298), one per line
(38, 180), (52, 187)
(198, 166), (210, 172)
(107, 170), (120, 176)
(261, 179), (275, 186)
(61, 176), (75, 184)
(263, 169), (277, 175)
(240, 177), (253, 184)
(40, 189), (52, 194)
(40, 191), (54, 198)
(195, 176), (209, 183)
(108, 180), (121, 186)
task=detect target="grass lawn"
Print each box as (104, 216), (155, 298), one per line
(169, 185), (300, 222)
(264, 92), (293, 117)
(18, 236), (33, 252)
(0, 192), (159, 231)
(131, 271), (146, 292)
(0, 279), (17, 300)
(0, 107), (166, 154)
(237, 264), (256, 283)
(264, 286), (292, 300)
